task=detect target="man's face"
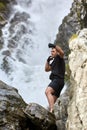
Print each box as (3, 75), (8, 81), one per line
(51, 48), (57, 58)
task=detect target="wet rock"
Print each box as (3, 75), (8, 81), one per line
(8, 12), (30, 49)
(2, 50), (11, 56)
(24, 103), (57, 130)
(1, 57), (12, 73)
(0, 37), (3, 49)
(0, 0), (16, 30)
(10, 12), (30, 24)
(0, 0), (16, 4)
(0, 8), (32, 72)
(0, 1), (12, 22)
(0, 80), (28, 130)
(0, 18), (7, 26)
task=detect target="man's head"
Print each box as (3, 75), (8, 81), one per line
(51, 48), (58, 58)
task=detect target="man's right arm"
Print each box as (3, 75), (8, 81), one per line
(45, 62), (51, 72)
(45, 56), (53, 72)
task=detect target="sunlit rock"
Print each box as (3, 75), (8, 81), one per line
(66, 29), (87, 130)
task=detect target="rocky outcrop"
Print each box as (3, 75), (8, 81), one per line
(54, 83), (70, 130)
(55, 0), (87, 56)
(0, 0), (16, 26)
(66, 29), (87, 130)
(0, 80), (58, 130)
(0, 80), (28, 130)
(24, 103), (57, 130)
(0, 0), (16, 49)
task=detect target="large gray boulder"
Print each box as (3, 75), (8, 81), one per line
(0, 80), (28, 130)
(0, 80), (58, 130)
(24, 103), (57, 130)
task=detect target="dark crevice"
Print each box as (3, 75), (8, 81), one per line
(76, 106), (83, 127)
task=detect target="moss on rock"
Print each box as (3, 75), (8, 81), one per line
(0, 2), (6, 10)
(69, 34), (78, 43)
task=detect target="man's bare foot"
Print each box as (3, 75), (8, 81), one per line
(50, 109), (54, 113)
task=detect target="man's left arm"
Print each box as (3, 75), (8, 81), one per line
(55, 45), (64, 58)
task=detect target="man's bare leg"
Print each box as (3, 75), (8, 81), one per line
(45, 87), (57, 112)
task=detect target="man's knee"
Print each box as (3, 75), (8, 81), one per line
(45, 87), (54, 96)
(45, 87), (49, 96)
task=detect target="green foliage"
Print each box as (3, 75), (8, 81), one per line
(69, 34), (78, 43)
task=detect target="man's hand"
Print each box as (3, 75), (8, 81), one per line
(47, 56), (53, 63)
(48, 43), (55, 48)
(45, 56), (52, 72)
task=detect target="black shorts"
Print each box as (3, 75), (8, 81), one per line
(48, 78), (64, 97)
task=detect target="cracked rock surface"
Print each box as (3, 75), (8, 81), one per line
(66, 29), (87, 130)
(24, 103), (57, 130)
(0, 80), (28, 130)
(55, 0), (87, 56)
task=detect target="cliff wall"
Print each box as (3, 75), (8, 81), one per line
(66, 28), (87, 130)
(55, 0), (87, 56)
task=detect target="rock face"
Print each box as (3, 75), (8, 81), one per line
(24, 103), (57, 130)
(0, 0), (16, 26)
(0, 0), (16, 49)
(55, 0), (87, 56)
(0, 80), (28, 130)
(54, 83), (70, 130)
(66, 29), (87, 130)
(0, 80), (58, 130)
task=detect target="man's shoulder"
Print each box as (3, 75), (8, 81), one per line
(56, 54), (62, 59)
(56, 55), (65, 63)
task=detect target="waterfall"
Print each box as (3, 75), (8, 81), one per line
(0, 0), (72, 107)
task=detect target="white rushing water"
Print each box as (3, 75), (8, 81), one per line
(0, 0), (73, 107)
